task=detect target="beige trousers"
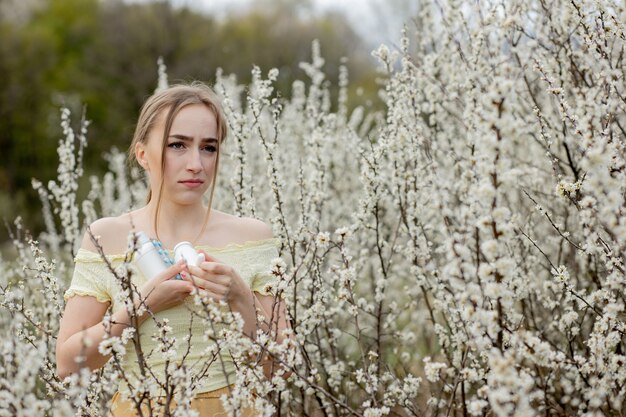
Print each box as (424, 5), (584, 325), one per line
(109, 385), (258, 417)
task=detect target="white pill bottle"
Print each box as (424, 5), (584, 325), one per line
(173, 241), (204, 267)
(133, 231), (168, 280)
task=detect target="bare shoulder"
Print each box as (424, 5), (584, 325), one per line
(80, 214), (134, 255)
(214, 211), (274, 243)
(235, 216), (274, 241)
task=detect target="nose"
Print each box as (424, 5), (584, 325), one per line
(186, 147), (203, 173)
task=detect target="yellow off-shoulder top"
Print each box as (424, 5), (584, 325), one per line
(63, 238), (280, 396)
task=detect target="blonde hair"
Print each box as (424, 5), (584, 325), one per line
(128, 82), (228, 241)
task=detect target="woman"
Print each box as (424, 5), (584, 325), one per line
(56, 83), (289, 416)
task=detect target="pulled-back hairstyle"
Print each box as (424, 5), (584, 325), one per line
(128, 82), (228, 241)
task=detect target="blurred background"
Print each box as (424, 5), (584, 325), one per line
(0, 0), (418, 244)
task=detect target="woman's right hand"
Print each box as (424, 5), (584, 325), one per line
(137, 260), (193, 314)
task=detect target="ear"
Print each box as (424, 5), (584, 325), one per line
(135, 142), (149, 171)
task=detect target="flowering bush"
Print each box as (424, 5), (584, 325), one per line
(1, 0), (626, 415)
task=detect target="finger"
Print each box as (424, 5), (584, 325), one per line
(197, 262), (232, 276)
(188, 263), (228, 279)
(186, 264), (204, 278)
(182, 270), (220, 290)
(163, 280), (194, 293)
(187, 266), (231, 287)
(180, 271), (195, 284)
(197, 250), (222, 264)
(189, 277), (229, 295)
(184, 269), (204, 288)
(192, 287), (223, 302)
(181, 267), (217, 289)
(154, 259), (187, 283)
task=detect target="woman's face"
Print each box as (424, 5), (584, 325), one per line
(137, 103), (219, 205)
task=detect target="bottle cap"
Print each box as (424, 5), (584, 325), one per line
(136, 231), (151, 245)
(174, 241), (202, 266)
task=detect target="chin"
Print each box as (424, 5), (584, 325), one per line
(179, 195), (206, 205)
(165, 192), (203, 205)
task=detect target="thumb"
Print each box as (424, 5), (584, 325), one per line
(154, 259), (187, 283)
(197, 249), (220, 263)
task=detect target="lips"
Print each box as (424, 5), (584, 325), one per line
(178, 179), (204, 184)
(178, 179), (205, 188)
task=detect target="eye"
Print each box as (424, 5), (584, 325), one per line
(167, 142), (185, 150)
(203, 145), (217, 153)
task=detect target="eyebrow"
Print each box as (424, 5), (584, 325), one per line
(168, 134), (218, 143)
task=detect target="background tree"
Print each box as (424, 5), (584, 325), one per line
(0, 0), (377, 245)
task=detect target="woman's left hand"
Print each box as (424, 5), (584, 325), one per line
(184, 250), (252, 305)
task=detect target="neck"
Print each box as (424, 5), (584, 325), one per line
(142, 199), (210, 245)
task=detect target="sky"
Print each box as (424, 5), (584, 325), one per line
(126, 0), (420, 47)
